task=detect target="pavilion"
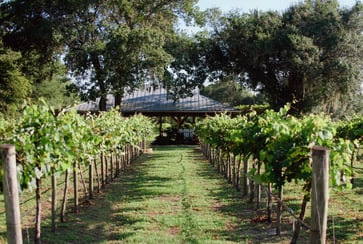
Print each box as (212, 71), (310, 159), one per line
(75, 87), (240, 143)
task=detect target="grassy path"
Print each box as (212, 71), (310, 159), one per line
(41, 146), (256, 243)
(15, 146), (363, 243)
(109, 145), (242, 243)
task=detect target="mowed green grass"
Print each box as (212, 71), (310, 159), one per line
(0, 146), (250, 243)
(0, 145), (283, 243)
(0, 145), (362, 243)
(40, 146), (256, 243)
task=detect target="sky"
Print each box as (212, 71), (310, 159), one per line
(196, 0), (359, 13)
(179, 0), (359, 33)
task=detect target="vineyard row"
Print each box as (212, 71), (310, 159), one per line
(0, 102), (155, 243)
(194, 104), (362, 242)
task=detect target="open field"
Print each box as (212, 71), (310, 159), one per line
(0, 145), (362, 243)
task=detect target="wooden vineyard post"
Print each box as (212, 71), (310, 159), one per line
(142, 138), (146, 152)
(73, 161), (79, 213)
(89, 161), (94, 199)
(0, 145), (23, 244)
(51, 174), (57, 232)
(310, 146), (329, 244)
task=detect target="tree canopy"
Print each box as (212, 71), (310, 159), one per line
(0, 0), (200, 112)
(0, 0), (83, 115)
(200, 0), (363, 115)
(200, 79), (266, 106)
(0, 40), (31, 115)
(0, 0), (362, 116)
(63, 0), (199, 110)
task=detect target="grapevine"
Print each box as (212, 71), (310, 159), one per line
(195, 104), (355, 241)
(0, 101), (155, 242)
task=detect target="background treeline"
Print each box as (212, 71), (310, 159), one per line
(0, 0), (362, 117)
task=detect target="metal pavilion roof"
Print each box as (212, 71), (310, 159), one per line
(75, 87), (239, 116)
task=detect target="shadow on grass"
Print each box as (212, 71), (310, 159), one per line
(327, 216), (363, 242)
(23, 153), (174, 243)
(193, 147), (363, 243)
(353, 172), (363, 194)
(19, 146), (362, 243)
(192, 147), (305, 243)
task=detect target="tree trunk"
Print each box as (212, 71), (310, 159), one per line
(61, 169), (70, 222)
(35, 177), (42, 244)
(114, 93), (122, 108)
(99, 95), (107, 111)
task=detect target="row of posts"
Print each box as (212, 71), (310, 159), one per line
(1, 144), (329, 244)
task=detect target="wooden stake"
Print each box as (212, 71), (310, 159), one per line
(51, 174), (57, 232)
(60, 169), (70, 222)
(89, 161), (94, 199)
(310, 146), (329, 244)
(73, 161), (79, 213)
(0, 145), (23, 244)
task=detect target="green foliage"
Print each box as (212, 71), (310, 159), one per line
(62, 0), (199, 108)
(195, 105), (354, 195)
(336, 116), (363, 143)
(104, 26), (173, 99)
(163, 33), (207, 103)
(31, 62), (78, 109)
(0, 1), (79, 116)
(13, 102), (59, 189)
(1, 101), (154, 191)
(201, 79), (267, 106)
(200, 1), (363, 115)
(0, 0), (89, 88)
(0, 40), (74, 116)
(235, 104), (269, 114)
(1, 0), (200, 112)
(0, 40), (32, 116)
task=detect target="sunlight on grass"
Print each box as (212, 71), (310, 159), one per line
(0, 146), (361, 243)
